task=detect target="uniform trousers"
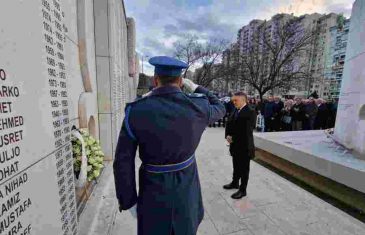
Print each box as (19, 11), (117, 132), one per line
(231, 154), (250, 191)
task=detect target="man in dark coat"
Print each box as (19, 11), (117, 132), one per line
(272, 96), (284, 131)
(113, 56), (226, 235)
(264, 96), (275, 132)
(314, 98), (329, 130)
(303, 97), (318, 130)
(327, 100), (338, 128)
(224, 92), (257, 199)
(291, 97), (305, 131)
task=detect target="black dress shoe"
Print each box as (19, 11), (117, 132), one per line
(231, 190), (247, 199)
(223, 183), (239, 190)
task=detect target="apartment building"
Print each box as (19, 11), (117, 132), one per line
(222, 12), (343, 99)
(324, 18), (350, 101)
(238, 19), (263, 55)
(308, 13), (339, 98)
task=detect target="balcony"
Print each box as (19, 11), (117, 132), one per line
(332, 62), (344, 71)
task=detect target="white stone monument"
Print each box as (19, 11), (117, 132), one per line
(1, 0), (137, 233)
(334, 0), (365, 158)
(0, 0), (78, 234)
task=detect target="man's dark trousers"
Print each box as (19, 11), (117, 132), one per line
(231, 153), (250, 191)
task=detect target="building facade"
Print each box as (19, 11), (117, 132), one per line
(225, 12), (344, 99)
(324, 18), (350, 101)
(308, 13), (339, 98)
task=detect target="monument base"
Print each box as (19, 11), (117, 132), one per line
(254, 131), (365, 212)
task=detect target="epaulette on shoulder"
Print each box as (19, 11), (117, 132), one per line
(186, 93), (207, 98)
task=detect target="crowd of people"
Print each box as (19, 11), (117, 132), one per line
(214, 95), (338, 132)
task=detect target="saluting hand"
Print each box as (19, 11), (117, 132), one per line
(226, 135), (233, 144)
(182, 78), (199, 93)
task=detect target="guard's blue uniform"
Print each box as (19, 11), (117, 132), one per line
(113, 84), (226, 235)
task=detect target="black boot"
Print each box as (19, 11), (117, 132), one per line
(231, 190), (247, 199)
(223, 182), (239, 190)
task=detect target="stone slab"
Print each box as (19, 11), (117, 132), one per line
(254, 131), (365, 194)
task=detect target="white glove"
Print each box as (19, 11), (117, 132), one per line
(142, 90), (152, 97)
(129, 204), (137, 219)
(183, 78), (199, 93)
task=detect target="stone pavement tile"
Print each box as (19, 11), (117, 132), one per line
(221, 195), (262, 219)
(250, 224), (287, 235)
(197, 218), (220, 235)
(306, 222), (354, 235)
(241, 211), (277, 231)
(290, 202), (324, 225)
(203, 210), (210, 221)
(247, 184), (285, 208)
(90, 163), (117, 199)
(204, 194), (248, 234)
(312, 208), (365, 235)
(78, 163), (119, 235)
(201, 182), (221, 202)
(260, 203), (318, 235)
(226, 229), (253, 235)
(110, 211), (137, 235)
(79, 197), (118, 235)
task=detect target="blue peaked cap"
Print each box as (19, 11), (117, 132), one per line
(149, 56), (188, 77)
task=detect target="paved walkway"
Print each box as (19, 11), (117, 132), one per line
(80, 128), (365, 235)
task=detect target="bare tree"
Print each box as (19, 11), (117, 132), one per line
(194, 38), (229, 87)
(220, 44), (241, 94)
(173, 34), (202, 78)
(231, 17), (318, 100)
(173, 34), (228, 87)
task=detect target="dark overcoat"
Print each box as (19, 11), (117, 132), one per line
(113, 85), (226, 235)
(226, 105), (256, 159)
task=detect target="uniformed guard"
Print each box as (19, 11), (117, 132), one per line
(113, 56), (226, 235)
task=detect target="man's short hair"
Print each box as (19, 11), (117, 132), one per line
(156, 75), (180, 85)
(233, 91), (248, 100)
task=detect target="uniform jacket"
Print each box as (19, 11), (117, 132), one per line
(225, 105), (257, 159)
(113, 85), (226, 235)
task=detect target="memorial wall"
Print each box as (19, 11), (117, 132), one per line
(334, 0), (365, 158)
(0, 0), (138, 234)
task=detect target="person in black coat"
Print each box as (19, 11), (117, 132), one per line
(280, 99), (294, 131)
(291, 98), (305, 131)
(273, 96), (284, 131)
(314, 98), (329, 130)
(264, 96), (275, 132)
(326, 100), (338, 128)
(224, 92), (257, 199)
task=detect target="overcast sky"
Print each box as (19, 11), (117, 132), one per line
(125, 0), (354, 75)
